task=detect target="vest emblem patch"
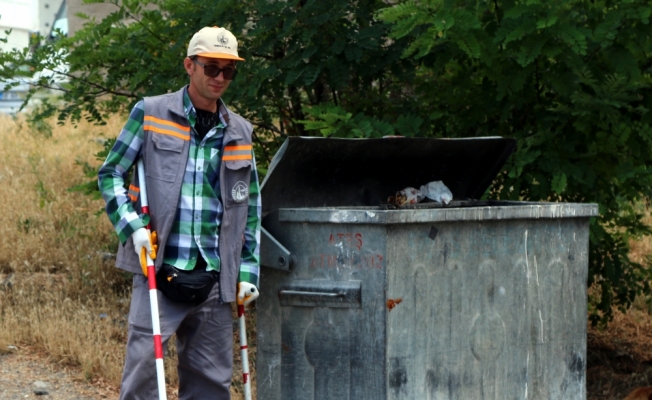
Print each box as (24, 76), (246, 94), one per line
(232, 181), (249, 203)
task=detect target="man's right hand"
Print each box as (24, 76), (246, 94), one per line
(132, 228), (157, 276)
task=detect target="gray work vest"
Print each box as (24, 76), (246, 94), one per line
(115, 87), (254, 303)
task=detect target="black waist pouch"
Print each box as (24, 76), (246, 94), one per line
(156, 264), (218, 303)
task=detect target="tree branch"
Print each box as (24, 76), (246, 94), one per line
(15, 77), (72, 94)
(45, 70), (139, 98)
(107, 0), (168, 45)
(535, 57), (542, 105)
(251, 120), (285, 136)
(250, 52), (276, 60)
(493, 0), (501, 24)
(493, 0), (503, 51)
(251, 130), (271, 162)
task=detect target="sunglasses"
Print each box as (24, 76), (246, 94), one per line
(191, 58), (238, 80)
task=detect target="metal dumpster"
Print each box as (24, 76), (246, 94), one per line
(256, 136), (598, 400)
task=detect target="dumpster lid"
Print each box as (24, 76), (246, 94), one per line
(261, 136), (516, 216)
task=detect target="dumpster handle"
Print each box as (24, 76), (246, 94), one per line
(279, 290), (344, 298)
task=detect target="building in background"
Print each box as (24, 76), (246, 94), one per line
(0, 0), (37, 112)
(39, 0), (66, 39)
(0, 0), (117, 50)
(0, 0), (135, 113)
(0, 0), (39, 52)
(1, 0), (67, 112)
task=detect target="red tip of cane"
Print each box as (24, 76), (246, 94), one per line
(154, 335), (163, 359)
(148, 267), (157, 290)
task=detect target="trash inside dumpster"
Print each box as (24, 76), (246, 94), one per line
(257, 136), (598, 400)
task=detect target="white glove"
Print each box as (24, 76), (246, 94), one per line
(132, 228), (157, 276)
(237, 282), (259, 306)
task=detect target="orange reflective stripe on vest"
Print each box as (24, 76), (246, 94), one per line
(144, 116), (190, 141)
(128, 184), (140, 202)
(223, 144), (252, 161)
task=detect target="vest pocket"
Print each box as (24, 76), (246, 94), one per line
(223, 160), (252, 207)
(148, 133), (184, 182)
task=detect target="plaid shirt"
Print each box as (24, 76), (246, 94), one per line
(99, 87), (261, 286)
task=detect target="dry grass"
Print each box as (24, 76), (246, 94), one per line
(585, 211), (652, 400)
(0, 113), (128, 389)
(587, 306), (652, 399)
(0, 114), (256, 399)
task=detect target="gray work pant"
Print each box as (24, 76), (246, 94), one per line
(119, 274), (233, 400)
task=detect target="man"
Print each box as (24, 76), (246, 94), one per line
(98, 26), (260, 400)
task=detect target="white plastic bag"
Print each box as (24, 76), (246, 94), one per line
(420, 181), (453, 204)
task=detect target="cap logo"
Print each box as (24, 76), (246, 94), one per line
(218, 33), (229, 45)
(232, 181), (249, 203)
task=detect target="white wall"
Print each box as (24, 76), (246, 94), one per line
(0, 0), (39, 51)
(39, 0), (64, 38)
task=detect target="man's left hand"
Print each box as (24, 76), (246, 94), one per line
(237, 282), (259, 306)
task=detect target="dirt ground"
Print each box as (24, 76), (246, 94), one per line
(586, 308), (652, 400)
(0, 347), (117, 400)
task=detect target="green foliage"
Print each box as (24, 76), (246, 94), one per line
(2, 0), (652, 324)
(298, 103), (422, 137)
(377, 0), (652, 324)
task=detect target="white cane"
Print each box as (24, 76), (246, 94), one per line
(137, 159), (167, 400)
(237, 287), (257, 400)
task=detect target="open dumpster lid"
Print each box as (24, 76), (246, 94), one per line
(260, 136), (516, 216)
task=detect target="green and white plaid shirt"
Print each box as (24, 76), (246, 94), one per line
(99, 86), (261, 286)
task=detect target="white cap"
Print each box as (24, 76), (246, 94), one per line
(187, 26), (245, 61)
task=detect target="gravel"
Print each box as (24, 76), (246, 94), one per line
(0, 348), (117, 400)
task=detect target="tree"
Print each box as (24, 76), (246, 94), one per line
(1, 0), (651, 324)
